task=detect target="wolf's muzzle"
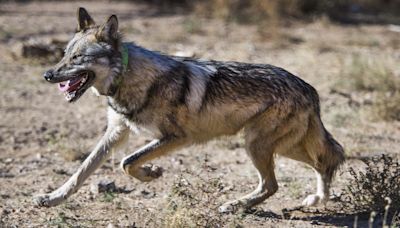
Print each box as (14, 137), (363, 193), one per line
(43, 70), (54, 82)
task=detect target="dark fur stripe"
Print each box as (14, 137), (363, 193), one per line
(128, 81), (160, 120)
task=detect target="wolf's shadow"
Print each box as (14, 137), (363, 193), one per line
(246, 206), (391, 227)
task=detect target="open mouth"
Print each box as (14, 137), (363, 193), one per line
(57, 71), (94, 102)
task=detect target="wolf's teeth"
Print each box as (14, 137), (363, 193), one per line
(80, 77), (87, 86)
(64, 91), (76, 101)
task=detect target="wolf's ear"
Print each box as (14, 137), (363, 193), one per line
(77, 7), (95, 31)
(96, 15), (119, 43)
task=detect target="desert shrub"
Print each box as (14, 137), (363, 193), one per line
(341, 154), (400, 217)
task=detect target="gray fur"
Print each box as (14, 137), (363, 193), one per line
(35, 8), (345, 212)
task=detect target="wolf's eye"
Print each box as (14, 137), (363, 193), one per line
(72, 54), (82, 60)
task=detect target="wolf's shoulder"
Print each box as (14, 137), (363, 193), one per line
(172, 56), (296, 80)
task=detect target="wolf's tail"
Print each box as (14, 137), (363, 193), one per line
(304, 116), (345, 181)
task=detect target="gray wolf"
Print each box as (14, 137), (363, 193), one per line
(34, 7), (345, 213)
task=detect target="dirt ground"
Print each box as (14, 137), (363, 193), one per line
(0, 1), (399, 227)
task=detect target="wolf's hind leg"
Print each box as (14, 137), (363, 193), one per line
(219, 133), (278, 213)
(299, 118), (344, 206)
(302, 169), (329, 206)
(279, 145), (330, 207)
(121, 137), (187, 182)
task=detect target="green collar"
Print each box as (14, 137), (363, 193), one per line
(121, 43), (129, 73)
(108, 44), (128, 96)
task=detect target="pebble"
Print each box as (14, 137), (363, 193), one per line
(4, 158), (13, 164)
(90, 179), (117, 194)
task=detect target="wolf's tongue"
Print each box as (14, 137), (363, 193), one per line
(58, 81), (70, 92)
(58, 78), (82, 92)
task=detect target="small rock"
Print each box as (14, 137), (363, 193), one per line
(228, 142), (241, 150)
(0, 172), (14, 178)
(135, 189), (155, 199)
(4, 158), (13, 164)
(311, 220), (320, 225)
(141, 190), (150, 196)
(52, 168), (68, 175)
(171, 157), (183, 165)
(39, 126), (47, 132)
(2, 208), (11, 216)
(235, 160), (244, 164)
(0, 194), (10, 199)
(90, 179), (117, 194)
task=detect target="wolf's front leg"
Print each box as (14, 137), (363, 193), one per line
(34, 110), (129, 207)
(121, 137), (187, 182)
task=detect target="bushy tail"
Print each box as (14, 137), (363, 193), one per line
(322, 128), (345, 182)
(304, 116), (345, 182)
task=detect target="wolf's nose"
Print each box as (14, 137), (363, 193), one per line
(43, 70), (54, 81)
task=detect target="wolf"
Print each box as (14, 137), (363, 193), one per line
(35, 7), (345, 213)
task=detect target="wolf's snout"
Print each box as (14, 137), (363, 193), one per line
(43, 70), (54, 81)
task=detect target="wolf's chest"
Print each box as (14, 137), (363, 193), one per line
(108, 97), (162, 137)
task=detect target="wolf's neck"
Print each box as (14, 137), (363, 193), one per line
(123, 42), (178, 77)
(109, 43), (179, 114)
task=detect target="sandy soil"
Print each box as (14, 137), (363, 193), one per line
(0, 1), (399, 227)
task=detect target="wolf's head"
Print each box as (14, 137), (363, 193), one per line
(43, 7), (123, 102)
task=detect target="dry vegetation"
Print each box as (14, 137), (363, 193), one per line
(0, 0), (400, 227)
(341, 155), (400, 226)
(336, 55), (400, 121)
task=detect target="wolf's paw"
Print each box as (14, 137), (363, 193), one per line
(219, 200), (243, 213)
(123, 163), (163, 182)
(302, 194), (326, 207)
(33, 193), (64, 207)
(140, 164), (163, 181)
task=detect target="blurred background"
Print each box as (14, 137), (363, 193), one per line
(0, 0), (399, 227)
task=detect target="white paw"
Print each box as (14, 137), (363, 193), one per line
(33, 193), (64, 207)
(302, 194), (325, 207)
(219, 200), (240, 213)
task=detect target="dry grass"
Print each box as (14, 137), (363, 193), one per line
(341, 55), (398, 92)
(193, 0), (292, 40)
(374, 92), (400, 122)
(336, 55), (400, 121)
